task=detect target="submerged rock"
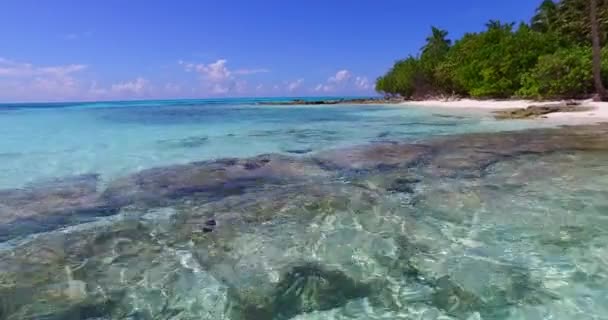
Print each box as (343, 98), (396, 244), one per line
(376, 131), (391, 138)
(426, 256), (562, 319)
(283, 148), (314, 154)
(180, 183), (400, 319)
(313, 143), (431, 171)
(0, 209), (231, 320)
(0, 174), (115, 242)
(386, 177), (421, 193)
(311, 124), (608, 180)
(423, 124), (608, 177)
(230, 263), (372, 320)
(348, 172), (422, 198)
(101, 154), (330, 208)
(431, 275), (484, 318)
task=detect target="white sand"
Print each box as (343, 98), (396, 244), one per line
(401, 99), (608, 123)
(403, 99), (539, 110)
(546, 101), (608, 121)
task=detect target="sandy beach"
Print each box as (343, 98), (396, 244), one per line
(402, 99), (608, 123)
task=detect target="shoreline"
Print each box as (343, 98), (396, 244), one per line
(400, 99), (608, 124)
(259, 97), (608, 124)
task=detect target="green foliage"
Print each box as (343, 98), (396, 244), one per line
(376, 0), (608, 100)
(518, 47), (608, 99)
(438, 22), (520, 98)
(376, 26), (451, 98)
(420, 27), (451, 71)
(420, 27), (452, 91)
(531, 0), (559, 33)
(376, 56), (427, 98)
(431, 22), (556, 98)
(552, 0), (608, 45)
(518, 47), (593, 98)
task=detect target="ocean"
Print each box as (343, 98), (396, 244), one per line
(0, 98), (607, 319)
(0, 98), (539, 189)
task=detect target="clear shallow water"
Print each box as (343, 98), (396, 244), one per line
(1, 99), (608, 320)
(0, 98), (541, 189)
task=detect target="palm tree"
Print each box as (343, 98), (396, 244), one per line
(421, 27), (451, 57)
(485, 20), (515, 31)
(590, 0), (607, 100)
(531, 0), (558, 32)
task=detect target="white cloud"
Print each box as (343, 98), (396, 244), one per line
(31, 76), (79, 94)
(328, 69), (352, 83)
(86, 77), (153, 100)
(0, 57), (373, 101)
(179, 59), (268, 95)
(314, 69), (372, 93)
(110, 77), (149, 95)
(210, 84), (230, 94)
(197, 59), (231, 82)
(233, 68), (270, 75)
(0, 57), (86, 78)
(181, 60), (269, 78)
(314, 83), (333, 93)
(88, 81), (107, 96)
(287, 79), (304, 92)
(354, 76), (371, 90)
(0, 57), (88, 101)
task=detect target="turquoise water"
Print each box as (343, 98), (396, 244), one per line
(1, 99), (607, 320)
(0, 99), (538, 189)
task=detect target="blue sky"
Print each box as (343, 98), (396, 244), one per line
(0, 0), (539, 102)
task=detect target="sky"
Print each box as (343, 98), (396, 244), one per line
(0, 0), (539, 102)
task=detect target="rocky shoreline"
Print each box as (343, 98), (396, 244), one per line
(257, 97), (405, 105)
(493, 102), (593, 120)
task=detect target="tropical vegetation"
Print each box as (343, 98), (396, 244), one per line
(376, 0), (608, 100)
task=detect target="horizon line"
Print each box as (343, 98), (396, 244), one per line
(0, 94), (380, 105)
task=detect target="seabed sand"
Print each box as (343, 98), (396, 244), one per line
(402, 99), (608, 124)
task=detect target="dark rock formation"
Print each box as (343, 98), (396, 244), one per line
(0, 174), (115, 242)
(313, 143), (432, 171)
(283, 148), (313, 154)
(493, 103), (591, 119)
(258, 97), (404, 106)
(386, 177), (420, 193)
(231, 263), (372, 320)
(102, 154), (330, 208)
(4, 124), (608, 243)
(424, 124), (608, 177)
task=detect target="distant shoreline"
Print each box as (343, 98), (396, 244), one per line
(259, 97), (608, 124)
(256, 97), (404, 105)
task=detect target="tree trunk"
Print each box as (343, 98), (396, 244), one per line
(590, 0), (607, 100)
